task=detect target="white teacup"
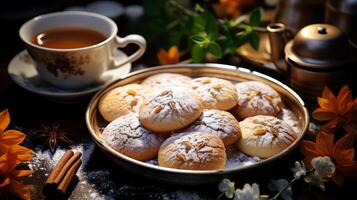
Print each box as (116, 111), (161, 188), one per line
(19, 11), (146, 89)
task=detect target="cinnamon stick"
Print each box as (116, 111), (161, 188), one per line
(43, 150), (82, 197)
(53, 151), (82, 185)
(43, 150), (74, 195)
(46, 150), (74, 184)
(57, 159), (82, 194)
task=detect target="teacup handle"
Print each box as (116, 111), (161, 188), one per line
(109, 34), (146, 69)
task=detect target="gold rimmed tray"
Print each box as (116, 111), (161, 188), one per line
(85, 63), (309, 185)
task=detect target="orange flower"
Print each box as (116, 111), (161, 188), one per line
(0, 109), (32, 162)
(213, 0), (241, 19)
(312, 86), (357, 133)
(157, 46), (180, 65)
(0, 151), (31, 200)
(301, 132), (357, 185)
(213, 0), (257, 19)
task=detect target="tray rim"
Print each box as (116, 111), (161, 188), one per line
(85, 63), (309, 176)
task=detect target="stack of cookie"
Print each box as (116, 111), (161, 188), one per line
(99, 73), (298, 170)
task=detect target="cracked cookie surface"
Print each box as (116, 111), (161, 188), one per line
(232, 81), (282, 119)
(139, 86), (203, 133)
(186, 109), (241, 146)
(141, 73), (192, 88)
(236, 115), (297, 158)
(158, 132), (226, 170)
(192, 77), (238, 110)
(102, 113), (165, 161)
(99, 84), (153, 121)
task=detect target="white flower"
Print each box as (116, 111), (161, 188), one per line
(219, 178), (235, 199)
(311, 156), (336, 179)
(290, 161), (306, 180)
(268, 179), (293, 200)
(234, 183), (260, 200)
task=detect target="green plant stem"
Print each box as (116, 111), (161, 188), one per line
(216, 19), (266, 32)
(269, 178), (297, 200)
(237, 24), (267, 32)
(217, 193), (224, 200)
(168, 0), (194, 17)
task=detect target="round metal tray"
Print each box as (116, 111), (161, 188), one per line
(85, 63), (309, 185)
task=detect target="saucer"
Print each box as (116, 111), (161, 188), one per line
(8, 49), (131, 103)
(236, 32), (277, 71)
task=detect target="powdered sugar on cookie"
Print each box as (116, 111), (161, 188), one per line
(233, 81), (282, 119)
(139, 87), (203, 132)
(158, 132), (226, 170)
(237, 115), (297, 158)
(192, 77), (238, 110)
(187, 109), (241, 146)
(102, 113), (164, 161)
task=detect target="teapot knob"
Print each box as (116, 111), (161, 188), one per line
(317, 27), (327, 34)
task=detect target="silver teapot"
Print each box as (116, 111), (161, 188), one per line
(267, 23), (356, 98)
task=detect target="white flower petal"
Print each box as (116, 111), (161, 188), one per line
(219, 178), (235, 198)
(234, 183), (260, 200)
(311, 156), (336, 179)
(290, 161), (306, 180)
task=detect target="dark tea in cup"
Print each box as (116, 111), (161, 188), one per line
(31, 28), (107, 49)
(19, 11), (146, 89)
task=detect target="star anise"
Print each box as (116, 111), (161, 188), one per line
(31, 122), (73, 154)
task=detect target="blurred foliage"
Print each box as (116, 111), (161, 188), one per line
(143, 0), (262, 63)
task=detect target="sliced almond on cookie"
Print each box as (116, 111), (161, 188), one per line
(176, 152), (187, 161)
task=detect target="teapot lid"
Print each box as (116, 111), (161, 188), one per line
(285, 24), (353, 69)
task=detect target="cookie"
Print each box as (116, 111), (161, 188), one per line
(141, 73), (192, 88)
(192, 77), (238, 110)
(236, 115), (297, 158)
(139, 86), (203, 133)
(186, 109), (241, 146)
(158, 132), (226, 170)
(101, 113), (165, 161)
(99, 84), (153, 121)
(232, 81), (282, 119)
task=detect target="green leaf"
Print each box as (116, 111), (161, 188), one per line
(249, 8), (261, 27)
(195, 3), (204, 12)
(207, 42), (222, 58)
(249, 32), (260, 50)
(230, 15), (247, 27)
(192, 44), (205, 63)
(192, 14), (206, 33)
(191, 34), (206, 43)
(233, 31), (250, 48)
(203, 11), (218, 39)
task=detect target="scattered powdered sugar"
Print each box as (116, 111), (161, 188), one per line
(161, 190), (207, 200)
(225, 146), (260, 168)
(28, 142), (147, 199)
(146, 158), (159, 165)
(28, 141), (209, 199)
(29, 142), (95, 171)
